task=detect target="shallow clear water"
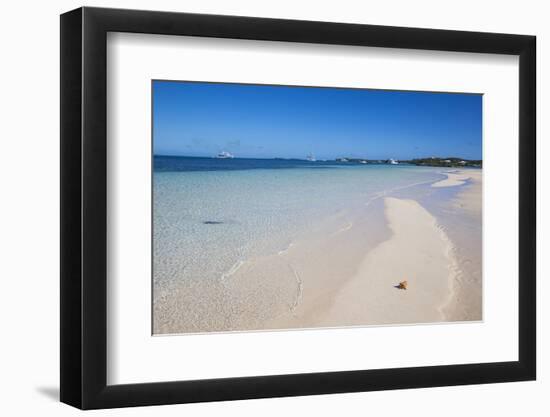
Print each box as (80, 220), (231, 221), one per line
(154, 159), (444, 288)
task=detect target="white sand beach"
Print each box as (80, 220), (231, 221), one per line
(432, 170), (479, 188)
(319, 197), (457, 326)
(442, 169), (482, 320)
(271, 169), (482, 329)
(450, 169), (482, 215)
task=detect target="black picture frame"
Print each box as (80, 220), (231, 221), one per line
(60, 6), (536, 410)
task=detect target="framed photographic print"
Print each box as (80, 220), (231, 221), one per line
(60, 7), (536, 409)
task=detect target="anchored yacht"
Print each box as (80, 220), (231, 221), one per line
(216, 151), (234, 159)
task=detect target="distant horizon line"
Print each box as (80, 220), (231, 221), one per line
(154, 154), (482, 161)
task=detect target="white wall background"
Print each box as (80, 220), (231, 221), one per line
(0, 0), (545, 415)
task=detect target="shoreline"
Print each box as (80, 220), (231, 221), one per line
(317, 197), (458, 326)
(153, 169), (482, 334)
(270, 169), (482, 329)
(439, 169), (482, 320)
(431, 169), (481, 188)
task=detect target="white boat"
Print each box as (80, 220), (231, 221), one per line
(388, 158), (399, 165)
(306, 153), (316, 162)
(216, 151), (234, 159)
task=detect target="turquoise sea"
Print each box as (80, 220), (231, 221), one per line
(152, 156), (480, 333)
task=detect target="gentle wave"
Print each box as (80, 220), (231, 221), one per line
(289, 264), (303, 315)
(278, 242), (295, 255)
(221, 260), (245, 281)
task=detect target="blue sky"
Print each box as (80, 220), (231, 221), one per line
(153, 81), (482, 160)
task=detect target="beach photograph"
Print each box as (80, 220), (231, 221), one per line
(152, 80), (482, 335)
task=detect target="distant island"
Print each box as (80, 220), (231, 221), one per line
(333, 157), (482, 168)
(404, 157), (482, 168)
